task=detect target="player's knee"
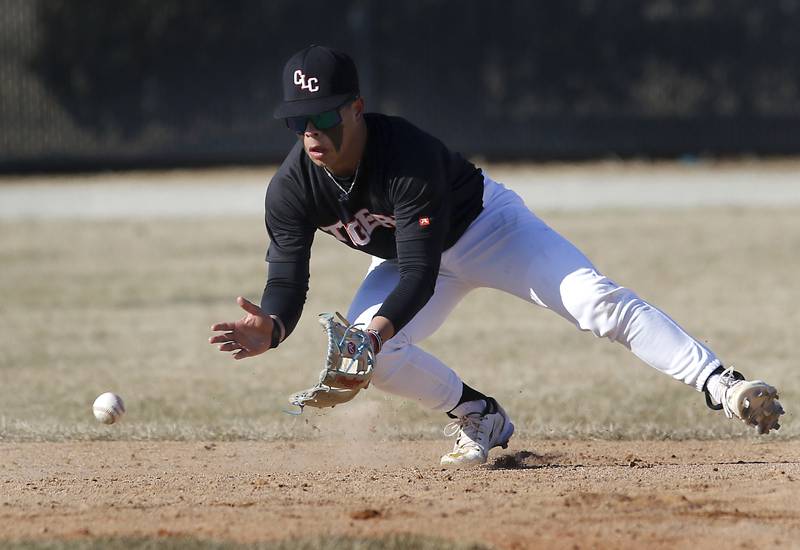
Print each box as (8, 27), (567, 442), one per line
(560, 270), (640, 339)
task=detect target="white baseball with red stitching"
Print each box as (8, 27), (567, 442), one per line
(92, 392), (125, 424)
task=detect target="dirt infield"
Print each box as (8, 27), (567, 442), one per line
(3, 440), (799, 549)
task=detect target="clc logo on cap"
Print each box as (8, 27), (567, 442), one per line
(293, 69), (319, 93)
(274, 46), (359, 119)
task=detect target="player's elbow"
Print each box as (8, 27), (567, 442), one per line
(409, 273), (436, 310)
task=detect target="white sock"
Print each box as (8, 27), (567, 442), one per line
(449, 399), (486, 418)
(705, 373), (723, 405)
(706, 373), (744, 405)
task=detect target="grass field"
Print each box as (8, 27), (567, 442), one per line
(1, 163), (799, 549)
(1, 182), (796, 442)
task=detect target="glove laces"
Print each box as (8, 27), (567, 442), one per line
(341, 322), (371, 358)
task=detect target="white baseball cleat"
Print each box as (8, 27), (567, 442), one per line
(440, 397), (515, 467)
(710, 368), (784, 434)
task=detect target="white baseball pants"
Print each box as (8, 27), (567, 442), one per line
(347, 177), (721, 412)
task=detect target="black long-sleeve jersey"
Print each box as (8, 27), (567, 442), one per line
(261, 113), (484, 339)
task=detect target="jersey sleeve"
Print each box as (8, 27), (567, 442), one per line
(375, 175), (450, 331)
(260, 177), (316, 339)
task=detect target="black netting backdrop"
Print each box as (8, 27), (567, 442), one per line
(2, 0), (800, 171)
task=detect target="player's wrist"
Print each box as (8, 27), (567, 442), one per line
(268, 315), (285, 349)
(366, 329), (382, 354)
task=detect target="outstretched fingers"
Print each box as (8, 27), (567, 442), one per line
(217, 342), (243, 353)
(209, 332), (235, 344)
(237, 296), (262, 316)
(233, 348), (260, 360)
(209, 297), (270, 360)
(211, 322), (236, 333)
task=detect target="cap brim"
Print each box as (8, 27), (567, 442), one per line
(273, 93), (353, 119)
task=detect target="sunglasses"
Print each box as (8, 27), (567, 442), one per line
(285, 97), (357, 134)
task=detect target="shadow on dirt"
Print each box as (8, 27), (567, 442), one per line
(487, 450), (562, 470)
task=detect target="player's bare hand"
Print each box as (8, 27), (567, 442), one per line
(209, 296), (273, 360)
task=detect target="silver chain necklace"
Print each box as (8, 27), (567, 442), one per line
(323, 162), (360, 202)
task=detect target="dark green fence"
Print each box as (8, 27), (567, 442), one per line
(2, 0), (799, 171)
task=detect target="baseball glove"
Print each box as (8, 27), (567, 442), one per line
(288, 312), (376, 412)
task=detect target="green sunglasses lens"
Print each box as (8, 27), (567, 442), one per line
(286, 116), (308, 133)
(310, 109), (342, 130)
(285, 97), (355, 134)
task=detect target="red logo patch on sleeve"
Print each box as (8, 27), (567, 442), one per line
(419, 217), (431, 227)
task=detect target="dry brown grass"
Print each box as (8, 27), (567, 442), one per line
(0, 203), (797, 441)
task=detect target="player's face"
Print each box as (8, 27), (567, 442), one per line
(295, 98), (364, 171)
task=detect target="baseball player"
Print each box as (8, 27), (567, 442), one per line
(210, 45), (784, 467)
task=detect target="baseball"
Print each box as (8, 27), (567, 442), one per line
(92, 392), (125, 424)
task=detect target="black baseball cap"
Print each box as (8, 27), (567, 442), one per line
(273, 45), (360, 119)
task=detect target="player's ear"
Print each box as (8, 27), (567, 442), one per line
(352, 96), (365, 120)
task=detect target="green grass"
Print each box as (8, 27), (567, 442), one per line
(0, 206), (797, 441)
(2, 535), (489, 550)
